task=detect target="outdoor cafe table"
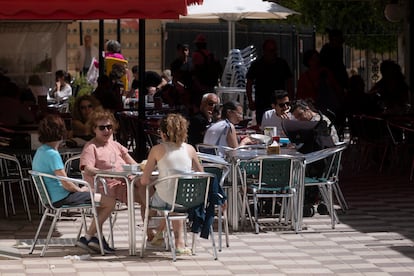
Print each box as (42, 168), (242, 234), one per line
(224, 144), (347, 232)
(94, 169), (159, 256)
(224, 146), (304, 231)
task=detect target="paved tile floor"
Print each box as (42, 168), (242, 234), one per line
(1, 151), (414, 275)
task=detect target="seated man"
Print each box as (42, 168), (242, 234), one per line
(260, 90), (293, 138)
(187, 93), (220, 147)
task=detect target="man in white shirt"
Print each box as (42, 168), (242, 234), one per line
(260, 90), (293, 138)
(76, 34), (99, 76)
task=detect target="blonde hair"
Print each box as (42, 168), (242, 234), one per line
(159, 113), (188, 146)
(87, 109), (119, 135)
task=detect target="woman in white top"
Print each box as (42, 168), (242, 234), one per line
(203, 101), (252, 152)
(140, 113), (203, 254)
(52, 70), (72, 101)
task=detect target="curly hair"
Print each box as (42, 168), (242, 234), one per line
(72, 95), (101, 123)
(38, 114), (67, 143)
(159, 113), (188, 146)
(86, 109), (119, 136)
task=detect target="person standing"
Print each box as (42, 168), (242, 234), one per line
(191, 34), (222, 113)
(246, 39), (293, 126)
(76, 34), (99, 76)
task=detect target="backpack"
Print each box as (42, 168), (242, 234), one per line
(195, 51), (222, 87)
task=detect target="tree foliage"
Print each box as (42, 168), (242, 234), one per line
(277, 0), (402, 53)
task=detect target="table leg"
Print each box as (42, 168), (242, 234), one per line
(128, 178), (136, 255)
(231, 163), (239, 231)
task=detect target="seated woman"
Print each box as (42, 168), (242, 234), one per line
(203, 101), (253, 153)
(139, 113), (204, 254)
(32, 114), (116, 253)
(51, 70), (72, 102)
(71, 95), (102, 140)
(80, 109), (141, 208)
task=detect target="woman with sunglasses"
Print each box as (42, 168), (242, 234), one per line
(260, 90), (293, 138)
(71, 95), (102, 140)
(80, 109), (140, 206)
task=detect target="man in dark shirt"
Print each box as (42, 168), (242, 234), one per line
(187, 93), (220, 146)
(246, 39), (293, 126)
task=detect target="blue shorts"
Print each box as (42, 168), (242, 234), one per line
(53, 192), (91, 207)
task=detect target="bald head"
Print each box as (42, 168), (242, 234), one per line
(200, 93), (220, 121)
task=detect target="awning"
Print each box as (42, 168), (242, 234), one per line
(0, 0), (203, 20)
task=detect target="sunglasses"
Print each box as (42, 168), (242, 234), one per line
(207, 101), (217, 107)
(97, 124), (113, 131)
(278, 102), (290, 108)
(80, 104), (93, 110)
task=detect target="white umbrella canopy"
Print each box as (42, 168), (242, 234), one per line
(181, 0), (299, 50)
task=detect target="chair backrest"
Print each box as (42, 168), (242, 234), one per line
(29, 170), (55, 209)
(196, 143), (220, 155)
(202, 163), (230, 187)
(258, 157), (293, 191)
(29, 170), (90, 210)
(64, 154), (82, 179)
(0, 152), (24, 180)
(247, 155), (305, 191)
(154, 172), (214, 212)
(304, 143), (347, 180)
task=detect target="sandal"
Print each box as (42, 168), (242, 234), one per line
(150, 231), (164, 247)
(175, 247), (192, 255)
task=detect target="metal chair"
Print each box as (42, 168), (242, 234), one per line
(28, 170), (108, 256)
(0, 152), (32, 221)
(140, 172), (217, 261)
(242, 155), (302, 234)
(198, 153), (231, 251)
(64, 154), (82, 179)
(304, 144), (348, 229)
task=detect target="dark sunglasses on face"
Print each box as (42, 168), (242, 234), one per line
(278, 102), (290, 108)
(97, 124), (113, 131)
(80, 104), (93, 110)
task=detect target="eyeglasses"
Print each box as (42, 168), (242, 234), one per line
(278, 102), (290, 108)
(231, 110), (243, 116)
(80, 104), (93, 110)
(97, 124), (113, 131)
(207, 101), (217, 107)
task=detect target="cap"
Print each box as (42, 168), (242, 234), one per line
(194, 34), (207, 44)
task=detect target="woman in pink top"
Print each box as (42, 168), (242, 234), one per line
(80, 109), (138, 204)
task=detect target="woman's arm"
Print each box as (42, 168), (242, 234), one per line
(226, 123), (239, 148)
(55, 169), (88, 192)
(187, 144), (204, 172)
(140, 144), (162, 186)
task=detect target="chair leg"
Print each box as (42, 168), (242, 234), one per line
(217, 205), (223, 251)
(140, 205), (150, 258)
(209, 225), (218, 260)
(41, 210), (61, 257)
(19, 180), (32, 221)
(8, 183), (16, 215)
(165, 216), (176, 261)
(2, 183), (8, 218)
(333, 182), (349, 211)
(29, 210), (49, 254)
(253, 193), (259, 234)
(223, 208), (230, 248)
